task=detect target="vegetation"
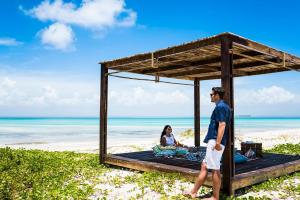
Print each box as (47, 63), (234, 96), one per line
(0, 147), (108, 199)
(179, 129), (194, 138)
(264, 143), (300, 155)
(0, 143), (299, 199)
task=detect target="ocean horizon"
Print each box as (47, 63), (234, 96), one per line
(0, 116), (300, 147)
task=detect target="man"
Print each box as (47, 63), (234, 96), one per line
(184, 87), (231, 200)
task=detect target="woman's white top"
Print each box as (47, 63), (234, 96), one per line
(164, 134), (175, 146)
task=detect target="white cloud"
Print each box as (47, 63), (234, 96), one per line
(24, 0), (136, 29)
(0, 38), (23, 46)
(200, 93), (212, 106)
(40, 22), (75, 50)
(0, 77), (17, 105)
(0, 75), (99, 110)
(21, 0), (136, 50)
(31, 86), (58, 105)
(1, 71), (298, 117)
(1, 77), (16, 88)
(237, 85), (297, 104)
(109, 86), (190, 106)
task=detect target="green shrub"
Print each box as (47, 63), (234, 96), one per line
(0, 147), (107, 200)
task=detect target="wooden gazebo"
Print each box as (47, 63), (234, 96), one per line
(99, 32), (300, 195)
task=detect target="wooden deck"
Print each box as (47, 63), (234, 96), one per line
(105, 149), (300, 192)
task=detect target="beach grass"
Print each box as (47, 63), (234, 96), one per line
(179, 128), (194, 138)
(265, 143), (300, 155)
(0, 147), (108, 199)
(0, 143), (299, 199)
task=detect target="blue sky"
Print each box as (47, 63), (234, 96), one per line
(0, 0), (300, 117)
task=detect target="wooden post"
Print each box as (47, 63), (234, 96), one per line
(220, 36), (235, 196)
(100, 64), (108, 164)
(194, 78), (200, 147)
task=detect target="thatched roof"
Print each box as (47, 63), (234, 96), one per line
(100, 32), (300, 81)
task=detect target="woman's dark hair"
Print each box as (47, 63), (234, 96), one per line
(212, 87), (225, 99)
(160, 125), (171, 144)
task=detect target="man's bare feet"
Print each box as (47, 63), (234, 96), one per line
(182, 190), (197, 198)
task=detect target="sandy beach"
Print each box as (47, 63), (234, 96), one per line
(2, 128), (299, 154)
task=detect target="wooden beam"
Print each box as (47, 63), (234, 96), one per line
(232, 159), (300, 191)
(232, 50), (281, 66)
(194, 79), (200, 147)
(137, 50), (263, 75)
(232, 69), (248, 76)
(176, 58), (283, 80)
(166, 66), (220, 78)
(242, 64), (300, 76)
(102, 34), (222, 68)
(220, 36), (235, 196)
(228, 33), (300, 64)
(232, 42), (281, 60)
(234, 59), (278, 69)
(139, 57), (221, 74)
(100, 64), (108, 164)
(197, 75), (221, 81)
(195, 64), (300, 80)
(122, 60), (215, 76)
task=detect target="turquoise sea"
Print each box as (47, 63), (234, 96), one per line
(0, 117), (300, 146)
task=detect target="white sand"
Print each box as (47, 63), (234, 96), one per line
(1, 128), (299, 153)
(234, 128), (300, 149)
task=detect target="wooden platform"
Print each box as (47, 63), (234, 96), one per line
(100, 33), (300, 195)
(105, 149), (300, 193)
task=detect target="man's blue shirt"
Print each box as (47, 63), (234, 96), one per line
(203, 100), (231, 146)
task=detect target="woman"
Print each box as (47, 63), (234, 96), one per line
(160, 125), (186, 147)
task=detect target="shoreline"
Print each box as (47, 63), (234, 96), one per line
(1, 128), (299, 154)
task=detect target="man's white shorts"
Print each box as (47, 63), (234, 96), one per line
(203, 139), (225, 170)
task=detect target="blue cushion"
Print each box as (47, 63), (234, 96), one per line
(234, 152), (248, 164)
(152, 145), (162, 154)
(152, 145), (176, 157)
(176, 147), (189, 155)
(156, 149), (176, 157)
